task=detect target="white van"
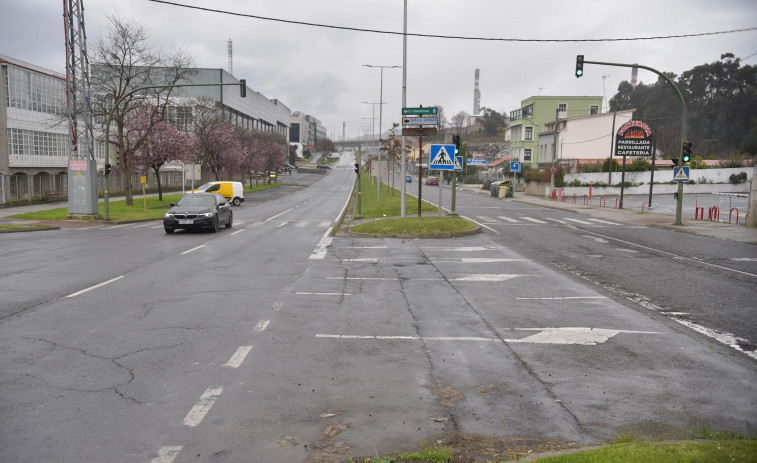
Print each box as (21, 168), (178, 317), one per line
(190, 181), (245, 206)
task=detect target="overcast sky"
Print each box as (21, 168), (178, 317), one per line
(3, 0), (756, 141)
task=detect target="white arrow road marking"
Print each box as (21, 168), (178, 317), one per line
(151, 446), (182, 463)
(309, 228), (334, 260)
(183, 387), (223, 427)
(316, 328), (659, 346)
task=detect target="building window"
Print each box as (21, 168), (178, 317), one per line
(558, 103), (567, 113)
(522, 104), (533, 119)
(590, 105), (599, 115)
(4, 66), (66, 115)
(525, 126), (533, 141)
(524, 148), (532, 161)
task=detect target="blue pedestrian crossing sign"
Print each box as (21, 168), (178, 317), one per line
(673, 166), (690, 182)
(429, 144), (456, 170)
(454, 156), (463, 171)
(510, 161), (521, 173)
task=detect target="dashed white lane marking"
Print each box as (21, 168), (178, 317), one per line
(316, 328), (659, 346)
(264, 208), (293, 222)
(452, 274), (532, 281)
(150, 446), (182, 463)
(181, 245), (205, 255)
(546, 218), (568, 225)
(231, 229), (244, 235)
(273, 221), (288, 228)
(246, 222), (263, 228)
(582, 235), (609, 244)
(223, 346), (252, 368)
(326, 276), (444, 281)
(183, 387), (223, 427)
(309, 227), (334, 260)
(459, 258), (530, 263)
(516, 296), (607, 300)
(731, 257), (757, 262)
(521, 217), (548, 224)
(342, 258), (379, 262)
(254, 320), (270, 332)
(66, 275), (124, 298)
(295, 292), (352, 296)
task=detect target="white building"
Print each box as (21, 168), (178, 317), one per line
(0, 54), (82, 202)
(537, 109), (634, 171)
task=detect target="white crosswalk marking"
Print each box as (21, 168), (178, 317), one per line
(545, 218), (568, 224)
(587, 218), (621, 225)
(498, 216), (520, 223)
(477, 216), (496, 222)
(563, 218), (593, 225)
(521, 217), (547, 224)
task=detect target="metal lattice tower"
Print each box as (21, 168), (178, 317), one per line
(63, 0), (95, 161)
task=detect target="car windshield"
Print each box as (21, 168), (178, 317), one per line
(196, 182), (214, 190)
(176, 195), (216, 207)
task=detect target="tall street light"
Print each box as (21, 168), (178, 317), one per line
(363, 64), (399, 202)
(362, 101), (382, 200)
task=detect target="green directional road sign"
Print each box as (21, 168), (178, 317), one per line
(402, 107), (438, 115)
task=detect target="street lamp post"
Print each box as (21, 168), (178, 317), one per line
(363, 64), (399, 202)
(362, 101), (381, 200)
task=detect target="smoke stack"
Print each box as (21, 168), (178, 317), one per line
(473, 69), (481, 116)
(227, 39), (233, 75)
(631, 65), (638, 88)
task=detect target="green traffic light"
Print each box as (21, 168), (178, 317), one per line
(576, 69), (583, 77)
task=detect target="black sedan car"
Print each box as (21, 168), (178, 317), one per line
(163, 193), (233, 233)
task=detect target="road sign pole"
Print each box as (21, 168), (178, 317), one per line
(438, 170), (443, 216)
(418, 135), (423, 217)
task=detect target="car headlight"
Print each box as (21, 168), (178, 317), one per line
(164, 213), (174, 219)
(200, 212), (213, 218)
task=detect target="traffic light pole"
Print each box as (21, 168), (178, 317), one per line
(103, 81), (246, 221)
(355, 152), (362, 219)
(581, 59), (687, 225)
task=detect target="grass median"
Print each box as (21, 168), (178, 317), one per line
(349, 170), (477, 235)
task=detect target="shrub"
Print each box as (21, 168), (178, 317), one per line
(717, 155), (748, 168)
(729, 172), (748, 184)
(524, 168), (541, 182)
(626, 158), (651, 172)
(602, 158), (620, 172)
(690, 156), (708, 169)
(580, 163), (603, 173)
(568, 179), (582, 187)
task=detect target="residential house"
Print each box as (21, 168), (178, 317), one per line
(509, 96), (603, 169)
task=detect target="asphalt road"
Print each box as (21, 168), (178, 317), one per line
(1, 160), (755, 462)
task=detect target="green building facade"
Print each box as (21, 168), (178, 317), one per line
(509, 96), (602, 169)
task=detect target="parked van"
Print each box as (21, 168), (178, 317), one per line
(190, 181), (245, 206)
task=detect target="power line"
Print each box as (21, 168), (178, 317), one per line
(148, 0), (757, 43)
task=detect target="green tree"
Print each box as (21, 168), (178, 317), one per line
(480, 107), (505, 136)
(740, 125), (757, 157)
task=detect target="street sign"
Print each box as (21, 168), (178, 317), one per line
(402, 117), (438, 125)
(402, 106), (438, 115)
(454, 156), (463, 171)
(467, 158), (487, 166)
(615, 120), (654, 157)
(401, 127), (438, 137)
(429, 144), (456, 170)
(510, 161), (521, 172)
(673, 166), (690, 182)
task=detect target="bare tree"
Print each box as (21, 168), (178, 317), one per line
(451, 111), (470, 135)
(191, 101), (243, 181)
(90, 13), (195, 205)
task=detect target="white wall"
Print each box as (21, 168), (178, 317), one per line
(564, 167), (752, 185)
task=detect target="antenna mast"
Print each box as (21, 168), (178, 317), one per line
(227, 39), (233, 74)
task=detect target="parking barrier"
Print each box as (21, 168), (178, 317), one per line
(729, 207), (740, 224)
(583, 195), (589, 205)
(641, 202), (647, 213)
(572, 193), (577, 204)
(708, 206), (720, 222)
(695, 207), (705, 220)
(599, 196), (606, 207)
(615, 197), (621, 209)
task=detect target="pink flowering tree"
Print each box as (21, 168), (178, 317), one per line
(192, 101), (243, 181)
(257, 133), (288, 183)
(237, 128), (266, 186)
(129, 103), (193, 201)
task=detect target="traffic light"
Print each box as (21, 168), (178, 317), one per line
(354, 163), (360, 175)
(674, 191), (679, 200)
(575, 55), (584, 78)
(671, 158), (679, 169)
(104, 163), (111, 175)
(452, 135), (461, 155)
(682, 141), (692, 163)
(240, 79), (246, 98)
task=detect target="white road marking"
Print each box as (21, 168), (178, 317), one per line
(151, 446), (182, 463)
(246, 222), (263, 228)
(273, 221), (288, 228)
(294, 221), (308, 228)
(295, 292), (352, 296)
(522, 217), (548, 224)
(316, 327), (659, 346)
(731, 257), (757, 262)
(578, 229), (757, 278)
(498, 216), (521, 223)
(459, 258), (530, 263)
(342, 258), (379, 262)
(320, 221), (332, 227)
(183, 387), (223, 427)
(616, 248), (639, 253)
(264, 208), (293, 222)
(345, 246), (388, 249)
(181, 245), (205, 255)
(102, 223), (130, 230)
(421, 246), (494, 252)
(254, 320), (270, 332)
(545, 218), (568, 225)
(453, 274), (531, 281)
(582, 235), (609, 244)
(132, 223), (154, 228)
(224, 346), (252, 368)
(66, 276), (124, 298)
(231, 229), (244, 235)
(564, 218), (593, 225)
(670, 317), (757, 360)
(587, 218), (621, 225)
(309, 228), (334, 260)
(516, 296), (607, 300)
